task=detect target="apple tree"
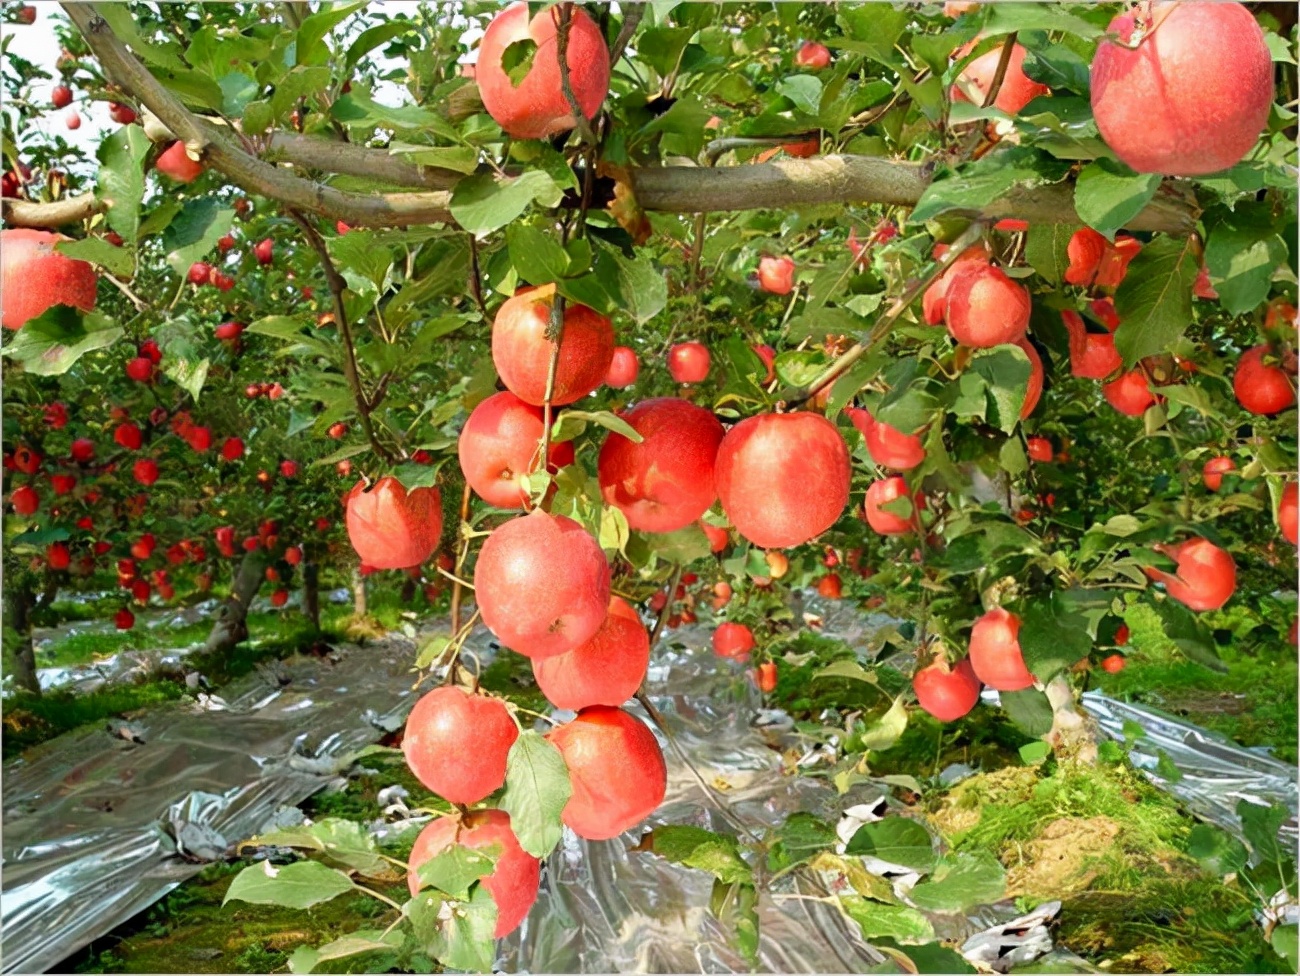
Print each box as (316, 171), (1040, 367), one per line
(2, 0), (1296, 968)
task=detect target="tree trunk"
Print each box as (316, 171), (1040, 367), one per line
(1046, 674), (1098, 763)
(301, 561), (320, 632)
(6, 580), (39, 696)
(204, 549), (268, 654)
(352, 566), (367, 618)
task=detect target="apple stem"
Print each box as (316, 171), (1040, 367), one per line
(449, 483), (472, 634)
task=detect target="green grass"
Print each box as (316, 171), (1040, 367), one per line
(1096, 603), (1298, 762)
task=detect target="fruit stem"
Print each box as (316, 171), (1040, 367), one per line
(449, 482), (472, 634)
(979, 32), (1018, 112)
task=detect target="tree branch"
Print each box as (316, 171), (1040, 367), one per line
(287, 211), (393, 464)
(555, 3), (598, 146)
(263, 132), (463, 190)
(1, 192), (101, 227)
(61, 2), (454, 228)
(980, 33), (1019, 110)
(609, 3), (644, 66)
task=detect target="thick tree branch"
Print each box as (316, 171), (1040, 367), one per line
(61, 2), (453, 227)
(262, 132), (463, 190)
(2, 192), (101, 227)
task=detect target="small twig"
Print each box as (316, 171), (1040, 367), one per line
(449, 482), (472, 634)
(703, 134), (819, 166)
(105, 273), (147, 311)
(555, 3), (598, 146)
(467, 234), (488, 319)
(288, 210), (394, 464)
(980, 33), (1019, 111)
(648, 565), (682, 648)
(783, 221), (987, 408)
(539, 296), (567, 465)
(608, 2), (644, 67)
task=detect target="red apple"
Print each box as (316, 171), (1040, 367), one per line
(1101, 654), (1125, 674)
(345, 477), (443, 569)
(546, 706), (666, 840)
(108, 102), (137, 125)
(52, 84), (72, 108)
(817, 573), (843, 599)
(753, 344), (776, 384)
(605, 345), (639, 388)
(457, 391), (575, 509)
(794, 41), (832, 70)
(51, 474), (75, 495)
(1202, 456), (1235, 491)
(214, 321), (244, 341)
(846, 407), (925, 471)
(944, 263), (1031, 348)
(133, 458), (159, 486)
(16, 5), (35, 25)
(699, 519), (729, 553)
(1234, 345), (1296, 416)
(597, 397), (725, 533)
(115, 607), (135, 630)
(284, 545), (302, 566)
(476, 1), (610, 140)
(64, 110), (81, 130)
(125, 357), (153, 382)
(44, 402), (68, 429)
(156, 140), (204, 183)
(1017, 338), (1043, 419)
(327, 422), (347, 439)
(864, 475), (921, 536)
(667, 342), (711, 384)
(279, 459), (297, 478)
(254, 238), (274, 265)
(47, 542), (71, 570)
(1090, 1), (1273, 176)
(474, 509), (610, 658)
(922, 243), (991, 325)
(715, 412), (850, 548)
(1103, 370), (1156, 416)
(10, 485), (39, 516)
(913, 655), (982, 721)
(221, 437), (244, 461)
(712, 621), (755, 662)
(403, 685), (518, 804)
(757, 255), (796, 295)
(114, 422), (143, 451)
(968, 607), (1035, 691)
(532, 596), (650, 709)
(952, 41), (1049, 116)
(187, 262), (211, 285)
(407, 810), (539, 937)
(1026, 436), (1053, 463)
(492, 287), (614, 406)
(1280, 482), (1298, 545)
(0, 229), (98, 329)
(69, 438), (94, 463)
(1062, 309), (1122, 379)
(1144, 537), (1237, 611)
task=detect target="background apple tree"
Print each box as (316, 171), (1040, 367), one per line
(2, 0), (1297, 971)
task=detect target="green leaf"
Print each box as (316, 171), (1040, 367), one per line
(859, 695), (909, 752)
(406, 885), (498, 973)
(999, 687), (1053, 737)
(845, 817), (936, 872)
(840, 897), (936, 943)
(979, 3), (1102, 40)
(597, 240), (668, 325)
(1019, 592), (1093, 683)
(1019, 740), (1052, 764)
(450, 170), (563, 237)
(247, 315), (310, 339)
(346, 21), (416, 69)
(711, 879), (760, 967)
(640, 825), (753, 886)
(388, 142), (478, 175)
(332, 88), (456, 137)
(507, 224), (571, 284)
(1024, 222), (1073, 285)
(776, 74), (823, 115)
(551, 409), (643, 444)
(501, 37), (539, 86)
(219, 70), (258, 115)
(1150, 599), (1226, 672)
(296, 0), (368, 65)
(1113, 235), (1198, 367)
(771, 813), (837, 867)
(814, 659), (879, 684)
(96, 123), (150, 245)
(1237, 799), (1288, 866)
(1021, 42), (1091, 95)
(268, 66), (332, 124)
(155, 319), (210, 401)
(414, 840), (500, 899)
(911, 147), (1070, 225)
(774, 349), (826, 387)
(499, 731), (572, 859)
(251, 818), (394, 880)
(0, 308), (122, 375)
(1203, 203), (1289, 315)
(139, 198), (183, 239)
(55, 237), (134, 279)
(908, 850), (1006, 913)
(223, 859), (355, 909)
(964, 345), (1031, 433)
(876, 939), (978, 973)
(161, 198), (236, 277)
(287, 930), (404, 975)
(1074, 159), (1161, 241)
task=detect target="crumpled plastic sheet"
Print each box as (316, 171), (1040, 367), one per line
(1, 625), (493, 975)
(1078, 690), (1299, 851)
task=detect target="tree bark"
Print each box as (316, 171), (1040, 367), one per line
(203, 549), (268, 654)
(6, 580), (39, 696)
(301, 561), (320, 633)
(1045, 674), (1098, 763)
(352, 567), (368, 619)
